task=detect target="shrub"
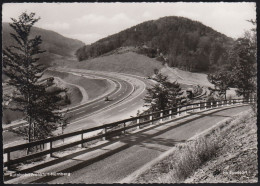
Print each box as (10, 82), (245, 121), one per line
(161, 135), (219, 183)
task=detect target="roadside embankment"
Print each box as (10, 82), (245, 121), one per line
(45, 70), (111, 101)
(133, 108), (257, 183)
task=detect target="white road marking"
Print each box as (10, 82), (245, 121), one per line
(53, 69), (140, 124)
(66, 74), (122, 113)
(76, 110), (86, 115)
(105, 114), (112, 118)
(92, 105), (99, 109)
(131, 102), (137, 106)
(118, 108), (127, 112)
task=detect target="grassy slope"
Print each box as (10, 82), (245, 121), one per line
(59, 51), (164, 77)
(49, 76), (83, 107)
(52, 50), (213, 89)
(185, 110), (257, 183)
(160, 66), (213, 87)
(2, 22), (84, 58)
(134, 109), (257, 183)
(2, 22), (84, 81)
(45, 70), (110, 101)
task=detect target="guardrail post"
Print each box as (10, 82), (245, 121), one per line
(123, 122), (126, 134)
(46, 138), (53, 158)
(211, 102), (213, 108)
(177, 107), (180, 117)
(4, 152), (10, 170)
(50, 141), (53, 157)
(204, 103), (207, 110)
(46, 139), (53, 158)
(81, 133), (84, 148)
(77, 130), (83, 148)
(102, 127), (107, 141)
(169, 110), (172, 119)
(137, 118), (140, 129)
(160, 111), (163, 123)
(149, 115), (153, 125)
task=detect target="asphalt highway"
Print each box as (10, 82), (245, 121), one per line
(65, 73), (134, 122)
(5, 105), (251, 184)
(57, 69), (150, 134)
(3, 69), (149, 146)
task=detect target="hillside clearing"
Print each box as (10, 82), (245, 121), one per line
(53, 51), (164, 77)
(51, 51), (214, 90)
(160, 65), (213, 87)
(133, 108), (257, 183)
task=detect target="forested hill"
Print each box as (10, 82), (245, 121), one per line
(2, 22), (85, 66)
(76, 16), (234, 72)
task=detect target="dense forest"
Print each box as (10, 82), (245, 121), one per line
(76, 16), (234, 72)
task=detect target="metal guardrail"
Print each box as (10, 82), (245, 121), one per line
(3, 98), (255, 169)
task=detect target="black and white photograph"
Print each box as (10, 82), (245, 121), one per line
(2, 1), (257, 184)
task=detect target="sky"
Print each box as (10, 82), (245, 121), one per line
(2, 2), (256, 44)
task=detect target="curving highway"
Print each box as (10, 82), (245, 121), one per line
(55, 68), (150, 134)
(3, 68), (150, 146)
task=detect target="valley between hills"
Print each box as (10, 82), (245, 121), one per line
(2, 14), (255, 184)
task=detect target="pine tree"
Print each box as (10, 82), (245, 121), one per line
(207, 70), (233, 99)
(229, 37), (256, 99)
(3, 12), (67, 144)
(144, 73), (183, 112)
(208, 20), (256, 100)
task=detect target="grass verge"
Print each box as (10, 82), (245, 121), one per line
(134, 109), (257, 183)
